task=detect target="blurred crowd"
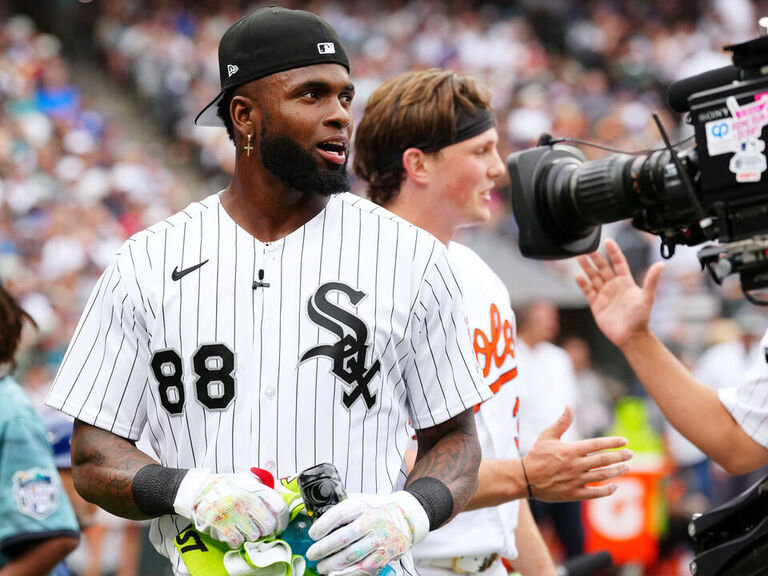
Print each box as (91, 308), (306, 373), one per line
(92, 0), (756, 186)
(2, 0), (768, 574)
(0, 12), (189, 390)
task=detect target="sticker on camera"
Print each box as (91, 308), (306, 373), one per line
(705, 118), (736, 156)
(727, 95), (768, 182)
(705, 95), (768, 182)
(12, 468), (60, 519)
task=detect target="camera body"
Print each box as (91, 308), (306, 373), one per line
(507, 35), (768, 299)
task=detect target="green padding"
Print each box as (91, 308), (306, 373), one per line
(175, 478), (312, 576)
(175, 525), (231, 575)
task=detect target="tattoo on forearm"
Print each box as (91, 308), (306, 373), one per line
(409, 409), (481, 516)
(72, 420), (158, 519)
(412, 429), (474, 484)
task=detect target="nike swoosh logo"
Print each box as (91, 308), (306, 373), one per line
(172, 260), (209, 281)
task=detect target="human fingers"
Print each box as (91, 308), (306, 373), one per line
(643, 261), (665, 297)
(580, 449), (634, 473)
(307, 514), (365, 562)
(315, 533), (379, 574)
(575, 436), (628, 457)
(573, 482), (620, 500)
(538, 407), (573, 441)
(246, 504), (277, 537)
(308, 499), (362, 542)
(581, 463), (631, 485)
(576, 254), (604, 290)
(207, 523), (247, 548)
(589, 247), (615, 283)
(575, 274), (593, 298)
(254, 487), (289, 534)
(604, 238), (632, 277)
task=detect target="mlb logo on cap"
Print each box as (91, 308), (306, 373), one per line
(317, 42), (336, 54)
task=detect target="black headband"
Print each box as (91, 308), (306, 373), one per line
(381, 105), (495, 171)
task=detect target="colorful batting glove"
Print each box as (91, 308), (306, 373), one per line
(173, 469), (289, 549)
(305, 491), (429, 576)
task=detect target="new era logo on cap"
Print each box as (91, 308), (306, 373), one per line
(227, 64), (239, 77)
(317, 42), (336, 54)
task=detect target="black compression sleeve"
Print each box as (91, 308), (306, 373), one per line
(405, 477), (454, 530)
(132, 464), (188, 517)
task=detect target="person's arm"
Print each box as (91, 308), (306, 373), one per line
(510, 500), (556, 576)
(405, 406), (631, 509)
(408, 408), (482, 525)
(576, 238), (768, 474)
(0, 535), (79, 576)
(70, 420), (159, 520)
(71, 420), (288, 548)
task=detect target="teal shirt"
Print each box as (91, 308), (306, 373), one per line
(0, 376), (79, 568)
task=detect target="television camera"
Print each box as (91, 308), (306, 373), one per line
(507, 31), (768, 304)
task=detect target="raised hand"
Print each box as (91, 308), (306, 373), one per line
(575, 238), (664, 349)
(523, 406), (632, 501)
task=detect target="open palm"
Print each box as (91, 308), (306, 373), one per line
(575, 238), (664, 349)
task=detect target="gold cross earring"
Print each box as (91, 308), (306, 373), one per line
(244, 133), (253, 157)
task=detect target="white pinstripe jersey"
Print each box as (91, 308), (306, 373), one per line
(719, 326), (768, 449)
(412, 242), (521, 562)
(46, 191), (491, 574)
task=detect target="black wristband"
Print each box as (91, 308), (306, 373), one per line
(520, 457), (536, 500)
(405, 477), (454, 530)
(132, 464), (188, 517)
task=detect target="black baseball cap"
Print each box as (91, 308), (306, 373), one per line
(195, 5), (350, 127)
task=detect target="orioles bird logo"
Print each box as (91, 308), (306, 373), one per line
(300, 282), (381, 410)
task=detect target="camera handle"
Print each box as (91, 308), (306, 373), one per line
(652, 114), (715, 242)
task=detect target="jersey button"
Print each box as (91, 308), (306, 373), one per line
(264, 387), (276, 399)
(265, 320), (276, 331)
(265, 461), (276, 472)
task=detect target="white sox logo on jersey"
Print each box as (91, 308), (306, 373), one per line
(299, 281), (381, 410)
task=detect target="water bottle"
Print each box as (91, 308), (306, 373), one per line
(283, 463), (394, 576)
(279, 462), (347, 573)
(279, 511), (315, 567)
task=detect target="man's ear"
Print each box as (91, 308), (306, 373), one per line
(402, 148), (431, 185)
(231, 95), (261, 146)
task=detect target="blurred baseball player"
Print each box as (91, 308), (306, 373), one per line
(577, 238), (768, 473)
(0, 283), (80, 574)
(354, 68), (632, 576)
(46, 7), (490, 576)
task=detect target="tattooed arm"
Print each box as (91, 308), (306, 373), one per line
(408, 408), (481, 525)
(72, 419), (288, 548)
(71, 420), (159, 520)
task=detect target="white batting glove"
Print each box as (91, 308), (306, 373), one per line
(173, 469), (289, 549)
(305, 491), (429, 576)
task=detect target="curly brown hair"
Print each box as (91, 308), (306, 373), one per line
(0, 284), (36, 370)
(353, 68), (492, 206)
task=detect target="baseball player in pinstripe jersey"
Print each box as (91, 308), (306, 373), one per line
(354, 69), (633, 576)
(46, 7), (491, 576)
(578, 239), (768, 473)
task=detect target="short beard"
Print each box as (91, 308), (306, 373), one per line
(260, 117), (349, 197)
